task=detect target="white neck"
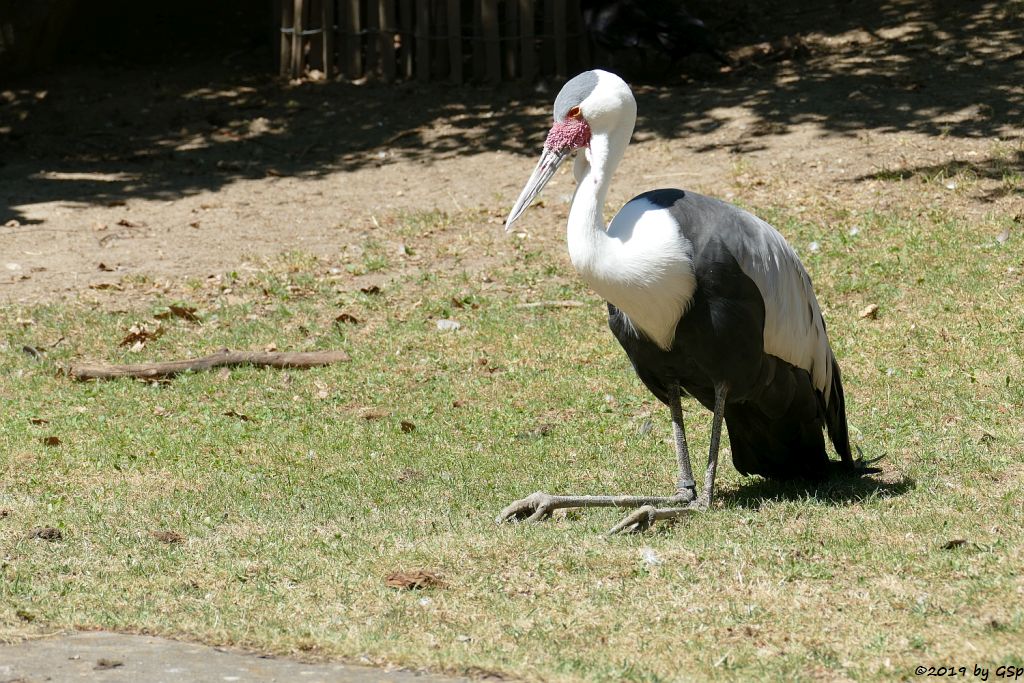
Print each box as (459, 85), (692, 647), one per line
(565, 124), (632, 271)
(565, 119), (697, 351)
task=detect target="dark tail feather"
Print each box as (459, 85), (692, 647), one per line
(725, 366), (830, 480)
(825, 355), (853, 467)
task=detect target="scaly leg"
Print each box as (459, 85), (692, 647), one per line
(669, 383), (697, 498)
(607, 383), (729, 534)
(496, 383), (703, 527)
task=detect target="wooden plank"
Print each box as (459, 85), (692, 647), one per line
(503, 0), (518, 79)
(553, 0), (567, 78)
(415, 0), (430, 82)
(447, 0), (462, 83)
(413, 0), (430, 82)
(380, 0), (396, 81)
(322, 0), (335, 77)
(307, 0), (323, 73)
(399, 0), (414, 78)
(341, 0), (362, 79)
(541, 0), (554, 77)
(481, 0), (500, 83)
(471, 0), (484, 82)
(278, 0), (292, 78)
(519, 0), (535, 82)
(365, 0), (380, 79)
(432, 0), (449, 78)
(291, 0), (305, 78)
(568, 0), (587, 73)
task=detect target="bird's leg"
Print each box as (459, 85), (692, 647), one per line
(696, 382), (728, 509)
(669, 383), (697, 499)
(607, 383), (729, 534)
(496, 491), (697, 524)
(497, 385), (700, 524)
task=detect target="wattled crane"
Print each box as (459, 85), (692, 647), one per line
(498, 70), (874, 534)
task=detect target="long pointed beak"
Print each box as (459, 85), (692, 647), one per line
(505, 146), (571, 231)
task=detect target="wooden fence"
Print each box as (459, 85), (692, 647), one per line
(277, 0), (591, 83)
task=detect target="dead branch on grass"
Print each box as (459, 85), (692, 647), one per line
(70, 349), (350, 381)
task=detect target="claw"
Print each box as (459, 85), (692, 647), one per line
(496, 491), (554, 524)
(607, 505), (657, 535)
(607, 500), (706, 535)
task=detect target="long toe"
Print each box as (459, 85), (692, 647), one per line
(496, 491), (555, 524)
(607, 502), (707, 535)
(607, 505), (658, 535)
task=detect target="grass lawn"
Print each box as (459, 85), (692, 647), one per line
(2, 202), (1022, 682)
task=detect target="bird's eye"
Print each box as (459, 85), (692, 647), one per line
(568, 106), (582, 119)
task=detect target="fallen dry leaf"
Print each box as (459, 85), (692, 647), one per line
(28, 526), (63, 541)
(41, 435), (61, 446)
(385, 570), (447, 590)
(396, 467), (425, 482)
(94, 658), (123, 671)
(858, 303), (879, 320)
(119, 324), (162, 348)
(150, 530), (185, 544)
(155, 304), (200, 323)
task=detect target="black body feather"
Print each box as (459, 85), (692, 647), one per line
(606, 189), (854, 480)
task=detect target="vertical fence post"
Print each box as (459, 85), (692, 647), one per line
(279, 0), (292, 77)
(290, 0), (305, 77)
(570, 0), (589, 74)
(340, 0), (362, 79)
(447, 0), (462, 83)
(365, 0), (380, 79)
(503, 0), (518, 80)
(308, 0), (324, 73)
(553, 0), (566, 79)
(398, 0), (414, 78)
(415, 0), (430, 82)
(519, 0), (535, 82)
(322, 0), (335, 77)
(481, 0), (500, 83)
(380, 0), (396, 81)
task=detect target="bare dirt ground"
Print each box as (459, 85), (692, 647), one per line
(1, 0), (1022, 307)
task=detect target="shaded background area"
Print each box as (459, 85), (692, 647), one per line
(1, 0), (1022, 227)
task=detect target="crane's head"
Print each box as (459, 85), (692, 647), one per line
(505, 70), (636, 230)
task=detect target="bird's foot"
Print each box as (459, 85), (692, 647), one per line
(496, 490), (698, 526)
(495, 491), (559, 523)
(606, 497), (708, 536)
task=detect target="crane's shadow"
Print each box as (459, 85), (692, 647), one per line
(718, 471), (915, 510)
(2, 0), (1020, 226)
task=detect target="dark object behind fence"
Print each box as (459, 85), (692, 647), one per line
(276, 0), (591, 83)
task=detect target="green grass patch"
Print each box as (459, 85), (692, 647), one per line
(1, 206), (1022, 681)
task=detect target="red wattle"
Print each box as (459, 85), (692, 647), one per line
(545, 118), (592, 151)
